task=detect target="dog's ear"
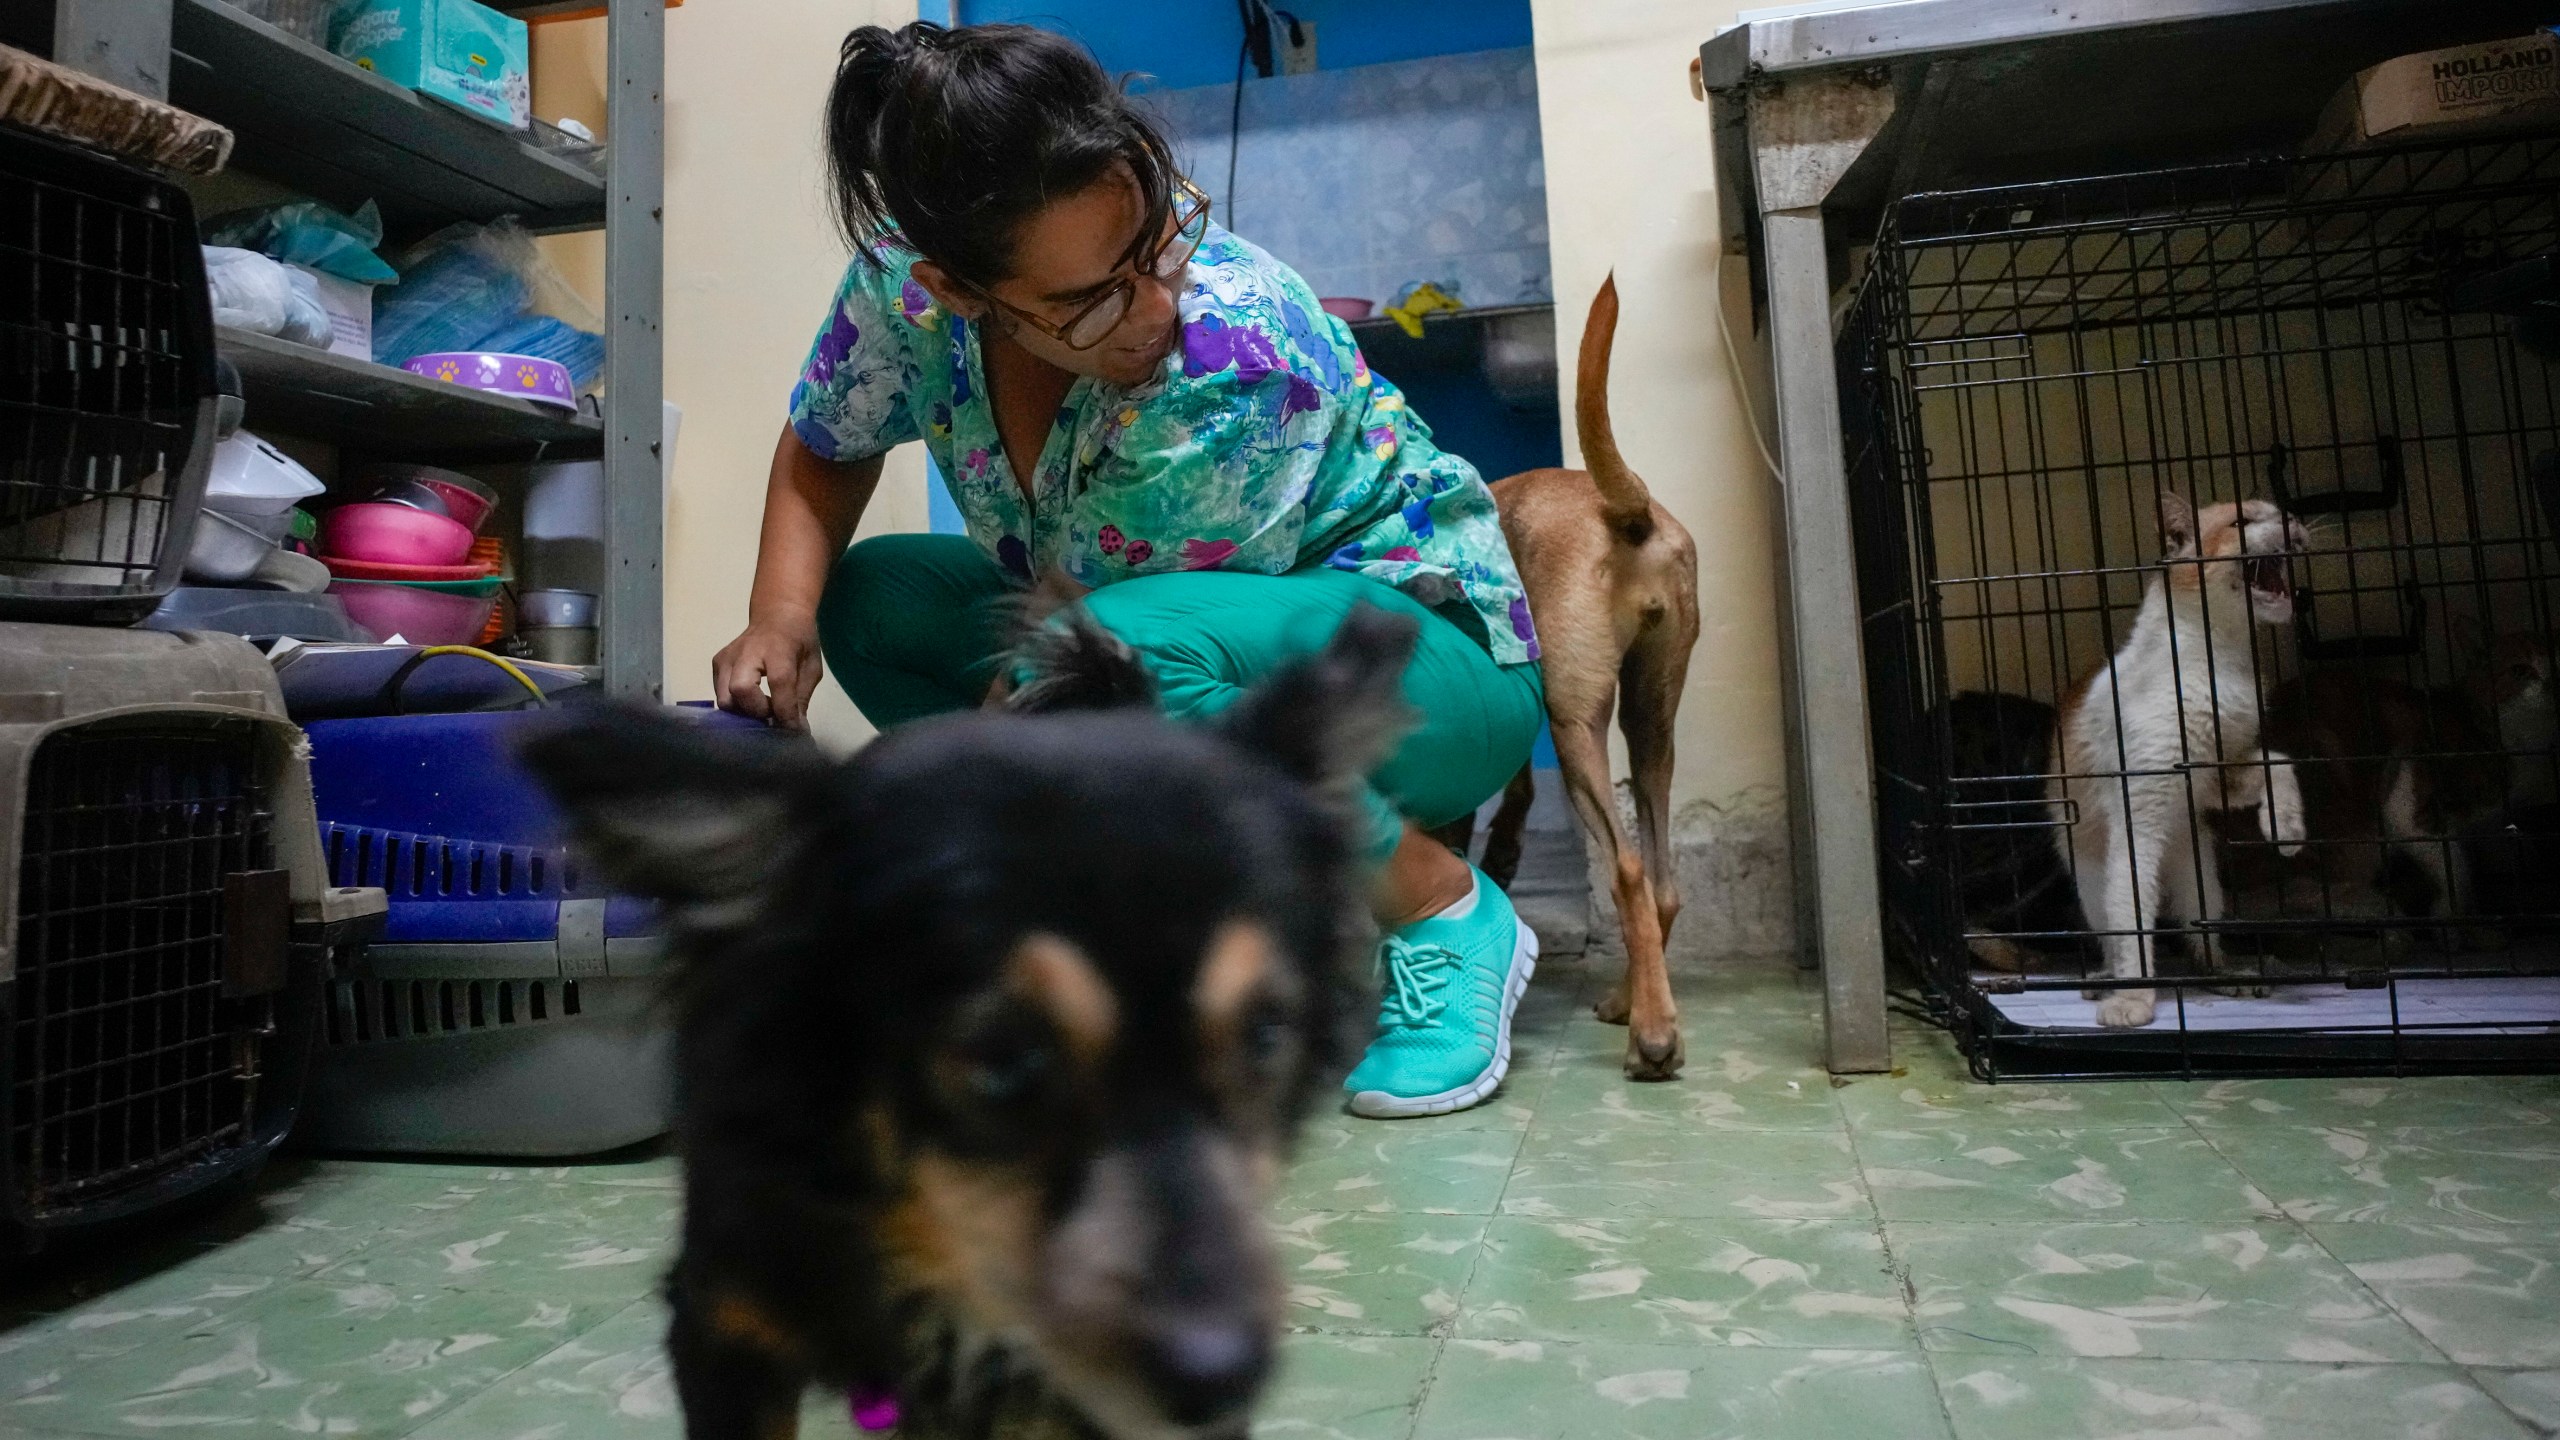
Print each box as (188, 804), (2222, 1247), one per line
(519, 707), (839, 933)
(1006, 606), (1160, 713)
(1216, 604), (1419, 798)
(2158, 491), (2197, 559)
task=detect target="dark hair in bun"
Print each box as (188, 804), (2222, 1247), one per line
(826, 21), (1178, 286)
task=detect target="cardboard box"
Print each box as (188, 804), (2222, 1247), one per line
(288, 266), (375, 361)
(334, 0), (530, 132)
(2311, 30), (2560, 151)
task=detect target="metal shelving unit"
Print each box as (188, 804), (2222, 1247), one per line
(219, 326), (604, 451)
(60, 0), (665, 701)
(168, 0), (605, 233)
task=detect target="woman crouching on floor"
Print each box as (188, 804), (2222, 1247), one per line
(711, 20), (1546, 1120)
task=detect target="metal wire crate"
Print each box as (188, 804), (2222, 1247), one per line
(0, 125), (217, 623)
(1846, 132), (2560, 1080)
(0, 624), (377, 1254)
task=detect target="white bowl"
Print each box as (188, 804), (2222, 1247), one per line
(205, 429), (325, 517)
(183, 506), (282, 584)
(248, 545), (331, 594)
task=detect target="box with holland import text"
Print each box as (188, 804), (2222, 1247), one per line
(2310, 30), (2560, 151)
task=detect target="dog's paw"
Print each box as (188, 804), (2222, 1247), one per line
(2260, 748), (2306, 856)
(1592, 984), (1631, 1026)
(2095, 992), (2157, 1029)
(1625, 1025), (1683, 1081)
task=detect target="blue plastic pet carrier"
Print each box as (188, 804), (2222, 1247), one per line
(297, 705), (762, 1155)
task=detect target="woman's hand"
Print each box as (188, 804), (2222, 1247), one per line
(718, 429), (884, 731)
(714, 614), (826, 730)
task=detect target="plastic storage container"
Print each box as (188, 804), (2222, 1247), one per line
(329, 575), (500, 644)
(143, 586), (366, 643)
(300, 705), (767, 1155)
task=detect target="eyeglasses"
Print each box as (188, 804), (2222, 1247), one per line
(977, 179), (1211, 351)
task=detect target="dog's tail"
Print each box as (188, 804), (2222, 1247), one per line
(1577, 272), (1654, 545)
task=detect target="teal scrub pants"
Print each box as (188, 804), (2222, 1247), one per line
(818, 532), (1544, 862)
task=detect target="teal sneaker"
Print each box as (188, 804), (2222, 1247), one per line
(1343, 868), (1539, 1118)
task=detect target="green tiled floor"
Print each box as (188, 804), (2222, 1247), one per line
(9, 948), (2560, 1439)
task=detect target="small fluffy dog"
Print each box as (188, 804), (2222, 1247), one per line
(525, 608), (1417, 1440)
(1454, 275), (1702, 1080)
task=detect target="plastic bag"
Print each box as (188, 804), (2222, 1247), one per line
(373, 217), (607, 375)
(474, 314), (606, 390)
(371, 221), (533, 364)
(202, 199), (398, 286)
(204, 245), (332, 347)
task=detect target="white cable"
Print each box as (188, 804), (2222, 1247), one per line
(1713, 251), (1786, 481)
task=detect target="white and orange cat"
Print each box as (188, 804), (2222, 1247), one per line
(2050, 494), (2311, 1028)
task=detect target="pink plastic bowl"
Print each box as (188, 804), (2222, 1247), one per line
(320, 502), (475, 567)
(1319, 296), (1375, 321)
(354, 464), (498, 533)
(420, 478), (495, 532)
(329, 580), (499, 646)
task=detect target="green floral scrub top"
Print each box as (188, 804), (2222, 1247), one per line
(787, 226), (1538, 665)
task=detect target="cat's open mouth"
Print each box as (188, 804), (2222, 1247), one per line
(2244, 553), (2291, 603)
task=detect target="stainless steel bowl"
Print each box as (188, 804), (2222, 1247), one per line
(520, 625), (598, 666)
(517, 588), (597, 627)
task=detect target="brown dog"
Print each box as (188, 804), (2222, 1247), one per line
(1462, 275), (1701, 1080)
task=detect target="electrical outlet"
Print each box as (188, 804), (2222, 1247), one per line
(1279, 20), (1317, 76)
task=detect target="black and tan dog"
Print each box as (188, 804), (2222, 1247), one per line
(525, 609), (1417, 1440)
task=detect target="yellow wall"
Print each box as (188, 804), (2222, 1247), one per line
(1530, 2), (1795, 945)
(535, 0), (925, 750)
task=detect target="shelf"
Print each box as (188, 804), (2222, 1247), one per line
(1345, 301), (1554, 339)
(168, 0), (607, 237)
(483, 0), (613, 15)
(1347, 302), (1557, 385)
(220, 326), (603, 455)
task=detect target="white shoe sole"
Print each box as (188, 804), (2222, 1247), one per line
(1347, 918), (1541, 1119)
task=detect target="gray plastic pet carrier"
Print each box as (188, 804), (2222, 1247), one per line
(287, 708), (716, 1158)
(0, 623), (383, 1254)
(0, 125), (218, 624)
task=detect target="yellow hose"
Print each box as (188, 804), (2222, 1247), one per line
(412, 645), (549, 706)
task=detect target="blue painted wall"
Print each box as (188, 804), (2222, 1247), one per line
(953, 0), (1532, 91)
(1388, 362), (1560, 489)
(926, 453), (965, 534)
(1147, 46), (1549, 311)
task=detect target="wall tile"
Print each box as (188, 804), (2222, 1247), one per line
(1145, 47), (1551, 309)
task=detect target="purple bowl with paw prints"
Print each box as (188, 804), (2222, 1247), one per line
(403, 351), (578, 410)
